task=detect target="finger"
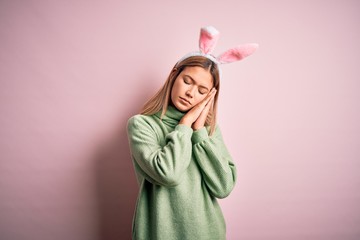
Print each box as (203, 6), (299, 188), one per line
(204, 88), (217, 100)
(190, 88), (216, 118)
(196, 95), (213, 124)
(208, 88), (217, 98)
(200, 89), (217, 107)
(204, 91), (216, 108)
(202, 92), (215, 114)
(207, 91), (216, 104)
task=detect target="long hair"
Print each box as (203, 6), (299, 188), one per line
(140, 56), (220, 136)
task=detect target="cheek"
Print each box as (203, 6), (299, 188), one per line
(177, 83), (188, 94)
(194, 95), (207, 105)
(171, 87), (178, 102)
(173, 79), (184, 93)
(171, 81), (180, 95)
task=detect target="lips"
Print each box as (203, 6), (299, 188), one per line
(179, 97), (191, 105)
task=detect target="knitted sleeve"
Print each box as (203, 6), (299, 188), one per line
(192, 124), (237, 198)
(127, 115), (193, 187)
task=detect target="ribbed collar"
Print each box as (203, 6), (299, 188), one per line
(154, 105), (186, 127)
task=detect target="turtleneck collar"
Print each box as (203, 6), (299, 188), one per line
(154, 105), (186, 127)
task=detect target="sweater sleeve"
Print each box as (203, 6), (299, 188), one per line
(191, 124), (237, 198)
(126, 115), (193, 187)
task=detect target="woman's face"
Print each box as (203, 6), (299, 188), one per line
(171, 66), (214, 112)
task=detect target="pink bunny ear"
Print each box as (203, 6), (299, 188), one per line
(217, 43), (259, 64)
(199, 26), (220, 54)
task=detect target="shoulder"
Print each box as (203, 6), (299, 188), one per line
(127, 114), (159, 133)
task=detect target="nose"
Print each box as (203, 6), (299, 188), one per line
(186, 87), (195, 98)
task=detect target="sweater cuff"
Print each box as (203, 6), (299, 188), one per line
(191, 126), (209, 143)
(176, 124), (193, 137)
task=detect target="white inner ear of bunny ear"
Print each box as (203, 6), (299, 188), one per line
(199, 27), (220, 54)
(202, 26), (219, 36)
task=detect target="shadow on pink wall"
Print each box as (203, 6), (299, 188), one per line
(90, 67), (163, 239)
(94, 115), (138, 239)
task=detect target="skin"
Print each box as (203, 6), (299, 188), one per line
(170, 66), (217, 130)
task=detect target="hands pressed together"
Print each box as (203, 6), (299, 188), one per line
(179, 88), (217, 131)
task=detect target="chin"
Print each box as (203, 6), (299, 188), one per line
(174, 102), (190, 112)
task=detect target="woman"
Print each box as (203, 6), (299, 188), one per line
(126, 26), (258, 240)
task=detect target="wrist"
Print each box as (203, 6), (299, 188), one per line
(179, 119), (192, 127)
(193, 125), (205, 131)
(192, 126), (209, 143)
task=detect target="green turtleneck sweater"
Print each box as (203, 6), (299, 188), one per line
(126, 105), (237, 240)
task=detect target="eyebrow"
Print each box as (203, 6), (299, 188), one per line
(184, 75), (210, 91)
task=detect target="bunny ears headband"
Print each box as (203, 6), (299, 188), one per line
(176, 26), (258, 77)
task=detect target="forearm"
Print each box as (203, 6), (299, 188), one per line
(192, 126), (237, 198)
(127, 117), (194, 187)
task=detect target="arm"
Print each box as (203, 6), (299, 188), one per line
(192, 124), (237, 198)
(127, 116), (193, 187)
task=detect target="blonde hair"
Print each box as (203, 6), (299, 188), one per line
(140, 56), (220, 136)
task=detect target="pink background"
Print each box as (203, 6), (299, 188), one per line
(1, 0), (359, 239)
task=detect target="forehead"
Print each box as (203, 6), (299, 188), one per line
(180, 66), (213, 87)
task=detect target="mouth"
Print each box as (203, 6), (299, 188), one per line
(179, 97), (191, 105)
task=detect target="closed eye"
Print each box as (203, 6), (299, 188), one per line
(199, 86), (209, 95)
(199, 89), (207, 95)
(183, 78), (191, 85)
